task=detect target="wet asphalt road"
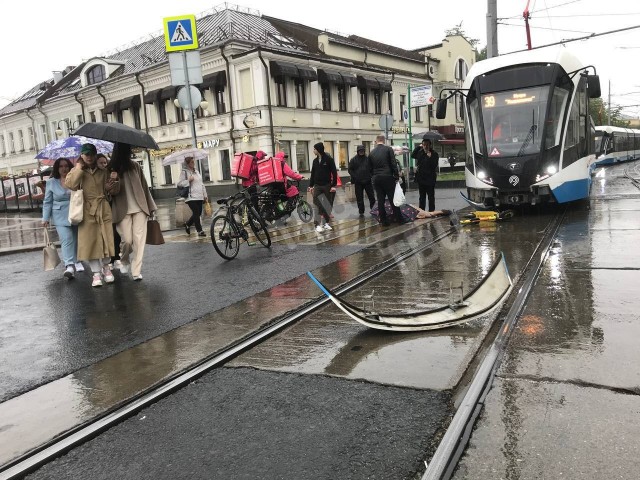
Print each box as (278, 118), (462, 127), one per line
(0, 241), (365, 402)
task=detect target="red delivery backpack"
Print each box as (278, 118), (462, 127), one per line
(231, 153), (254, 180)
(257, 157), (285, 186)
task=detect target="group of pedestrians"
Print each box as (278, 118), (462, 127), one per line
(42, 142), (156, 287)
(344, 134), (440, 226)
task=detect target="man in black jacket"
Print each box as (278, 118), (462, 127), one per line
(309, 142), (338, 232)
(368, 135), (406, 226)
(412, 137), (439, 211)
(348, 145), (375, 217)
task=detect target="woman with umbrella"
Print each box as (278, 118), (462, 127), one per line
(109, 142), (157, 281)
(65, 144), (120, 287)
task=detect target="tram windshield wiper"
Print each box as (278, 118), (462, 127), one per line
(517, 124), (538, 156)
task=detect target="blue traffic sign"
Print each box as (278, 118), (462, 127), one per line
(164, 15), (199, 52)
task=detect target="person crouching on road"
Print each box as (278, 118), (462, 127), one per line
(348, 145), (375, 218)
(309, 142), (337, 233)
(65, 143), (120, 287)
(109, 142), (157, 282)
(178, 156), (209, 237)
(42, 158), (80, 279)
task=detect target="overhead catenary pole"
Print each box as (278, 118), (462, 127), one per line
(608, 79), (611, 125)
(408, 85), (413, 167)
(486, 0), (498, 58)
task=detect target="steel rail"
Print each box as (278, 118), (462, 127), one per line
(1, 223), (456, 480)
(423, 210), (566, 480)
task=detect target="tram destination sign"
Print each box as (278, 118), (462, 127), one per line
(483, 92), (537, 108)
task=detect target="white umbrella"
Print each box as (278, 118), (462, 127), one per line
(162, 148), (209, 166)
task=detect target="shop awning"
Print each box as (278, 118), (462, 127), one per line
(270, 60), (300, 79)
(159, 86), (177, 101)
(120, 95), (141, 110)
(201, 71), (227, 88)
(341, 73), (357, 87)
(143, 89), (160, 104)
(378, 79), (393, 92)
(102, 101), (119, 114)
(296, 65), (317, 82)
(318, 69), (343, 84)
(357, 75), (381, 90)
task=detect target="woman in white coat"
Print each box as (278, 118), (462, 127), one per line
(42, 158), (81, 279)
(177, 156), (208, 237)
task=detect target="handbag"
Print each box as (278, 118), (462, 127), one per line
(146, 217), (165, 245)
(68, 186), (84, 225)
(43, 228), (61, 271)
(176, 169), (190, 198)
(204, 199), (212, 216)
(393, 181), (406, 207)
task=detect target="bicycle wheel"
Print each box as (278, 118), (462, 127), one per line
(247, 206), (272, 248)
(297, 199), (313, 223)
(210, 215), (240, 260)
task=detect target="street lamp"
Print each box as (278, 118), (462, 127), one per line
(56, 120), (81, 138)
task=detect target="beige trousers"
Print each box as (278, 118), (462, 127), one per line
(116, 211), (148, 277)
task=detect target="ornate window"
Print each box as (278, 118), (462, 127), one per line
(86, 65), (106, 85)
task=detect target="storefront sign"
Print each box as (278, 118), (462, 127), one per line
(200, 139), (220, 149)
(392, 125), (408, 134)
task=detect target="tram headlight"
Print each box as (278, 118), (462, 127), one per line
(476, 170), (494, 185)
(546, 165), (557, 175)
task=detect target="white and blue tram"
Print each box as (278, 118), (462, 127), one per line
(592, 126), (640, 167)
(436, 48), (601, 207)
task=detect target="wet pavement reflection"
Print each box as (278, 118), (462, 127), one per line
(455, 160), (640, 479)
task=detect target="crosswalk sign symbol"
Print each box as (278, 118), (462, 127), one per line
(164, 15), (199, 52)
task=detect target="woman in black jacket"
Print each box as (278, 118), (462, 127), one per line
(411, 138), (439, 211)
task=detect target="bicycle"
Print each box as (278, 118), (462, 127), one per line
(210, 189), (271, 260)
(258, 180), (313, 224)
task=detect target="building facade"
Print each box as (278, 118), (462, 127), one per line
(0, 5), (476, 198)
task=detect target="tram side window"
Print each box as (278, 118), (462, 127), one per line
(469, 99), (483, 157)
(546, 88), (568, 149)
(566, 95), (580, 148)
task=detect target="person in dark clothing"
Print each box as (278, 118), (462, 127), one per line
(308, 142), (338, 233)
(412, 137), (439, 211)
(368, 135), (407, 226)
(348, 145), (375, 217)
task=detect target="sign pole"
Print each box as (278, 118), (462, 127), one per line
(408, 84), (413, 167)
(183, 51), (197, 148)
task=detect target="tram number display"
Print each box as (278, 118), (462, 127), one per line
(483, 93), (536, 108)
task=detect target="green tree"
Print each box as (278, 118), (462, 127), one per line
(589, 98), (630, 127)
(445, 22), (479, 49)
(476, 46), (487, 62)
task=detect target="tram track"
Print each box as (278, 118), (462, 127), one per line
(0, 219), (459, 480)
(423, 209), (567, 480)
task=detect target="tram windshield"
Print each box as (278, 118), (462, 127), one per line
(594, 131), (606, 156)
(481, 86), (550, 157)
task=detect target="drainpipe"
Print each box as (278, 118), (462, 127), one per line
(74, 92), (86, 124)
(36, 104), (51, 143)
(135, 72), (155, 191)
(258, 49), (276, 154)
(220, 44), (235, 152)
(24, 108), (40, 172)
(97, 86), (107, 121)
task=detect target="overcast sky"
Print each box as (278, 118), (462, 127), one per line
(2, 1), (639, 115)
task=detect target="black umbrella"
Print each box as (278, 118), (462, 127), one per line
(74, 122), (159, 149)
(412, 130), (445, 142)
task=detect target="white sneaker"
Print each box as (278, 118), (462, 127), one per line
(63, 265), (75, 280)
(74, 262), (84, 272)
(323, 223), (333, 231)
(118, 261), (130, 274)
(315, 225), (324, 233)
(133, 274), (143, 281)
(92, 273), (103, 287)
(113, 260), (123, 270)
(102, 266), (115, 283)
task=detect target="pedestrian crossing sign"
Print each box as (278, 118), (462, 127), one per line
(163, 15), (199, 52)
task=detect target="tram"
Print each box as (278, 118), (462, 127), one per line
(436, 47), (601, 207)
(592, 126), (640, 167)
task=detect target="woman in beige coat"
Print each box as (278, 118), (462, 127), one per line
(109, 142), (157, 281)
(65, 143), (120, 287)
